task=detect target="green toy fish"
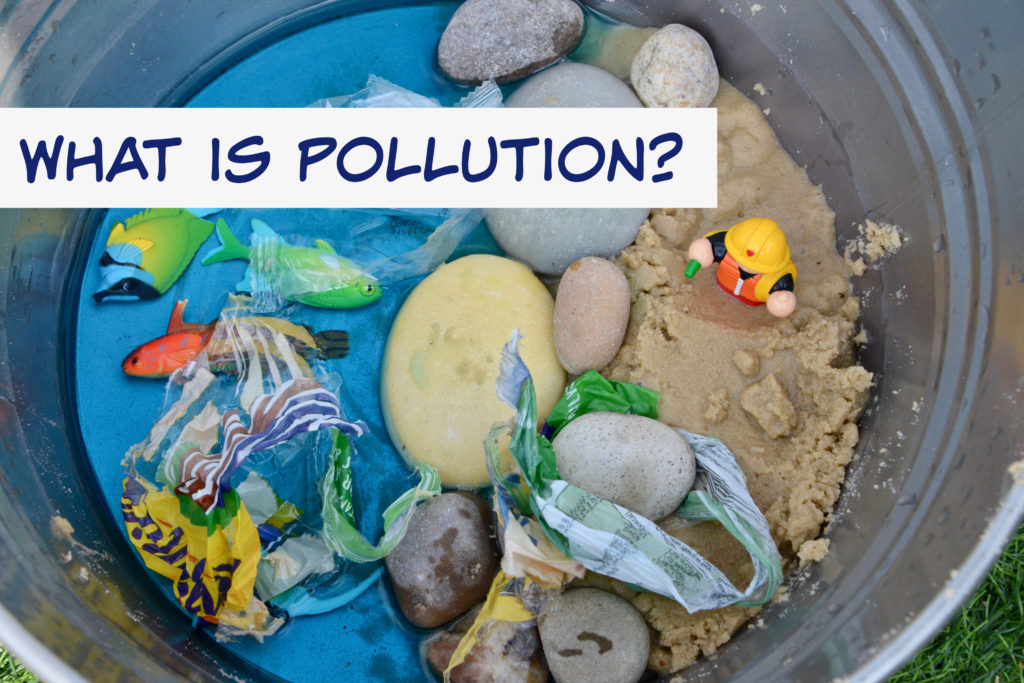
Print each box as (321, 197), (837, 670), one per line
(94, 208), (217, 302)
(201, 219), (382, 309)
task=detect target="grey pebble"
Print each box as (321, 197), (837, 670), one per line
(552, 412), (696, 521)
(488, 63), (648, 275)
(438, 0), (584, 85)
(506, 61), (643, 108)
(485, 207), (649, 276)
(538, 588), (649, 683)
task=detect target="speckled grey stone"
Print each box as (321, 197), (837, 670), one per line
(386, 492), (499, 628)
(631, 24), (719, 108)
(538, 588), (649, 683)
(438, 0), (584, 85)
(552, 412), (696, 520)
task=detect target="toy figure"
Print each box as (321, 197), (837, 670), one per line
(202, 219), (382, 309)
(685, 217), (797, 317)
(122, 299), (349, 378)
(94, 208), (217, 302)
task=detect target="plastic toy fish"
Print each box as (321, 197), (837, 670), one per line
(94, 208), (218, 302)
(122, 299), (350, 378)
(201, 219), (382, 309)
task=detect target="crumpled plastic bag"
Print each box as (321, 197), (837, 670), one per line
(213, 75), (504, 312)
(487, 330), (784, 613)
(120, 296), (439, 638)
(307, 73), (503, 110)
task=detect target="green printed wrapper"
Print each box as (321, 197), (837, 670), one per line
(492, 331), (783, 611)
(321, 429), (441, 562)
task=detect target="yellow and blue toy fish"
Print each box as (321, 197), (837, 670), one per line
(94, 208), (218, 302)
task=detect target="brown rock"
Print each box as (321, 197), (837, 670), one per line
(437, 0), (584, 85)
(425, 605), (549, 683)
(386, 492), (499, 628)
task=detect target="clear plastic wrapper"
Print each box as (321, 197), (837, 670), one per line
(120, 296), (439, 638)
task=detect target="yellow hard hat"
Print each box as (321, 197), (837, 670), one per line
(724, 217), (792, 274)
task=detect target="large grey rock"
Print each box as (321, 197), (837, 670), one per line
(506, 61), (642, 107)
(386, 492), (499, 628)
(485, 207), (649, 276)
(490, 63), (648, 275)
(438, 0), (584, 85)
(538, 588), (649, 683)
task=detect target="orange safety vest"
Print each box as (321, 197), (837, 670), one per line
(716, 253), (764, 306)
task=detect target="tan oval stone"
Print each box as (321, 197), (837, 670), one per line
(553, 257), (631, 374)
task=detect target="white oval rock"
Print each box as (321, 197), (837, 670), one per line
(552, 412), (695, 520)
(554, 257), (631, 374)
(631, 24), (719, 108)
(538, 588), (649, 683)
(437, 0), (584, 85)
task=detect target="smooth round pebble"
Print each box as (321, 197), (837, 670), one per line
(538, 588), (649, 683)
(382, 254), (566, 487)
(490, 63), (647, 275)
(386, 492), (499, 629)
(554, 257), (631, 374)
(506, 61), (643, 107)
(438, 0), (583, 85)
(552, 412), (696, 520)
(631, 24), (719, 108)
(486, 207), (649, 276)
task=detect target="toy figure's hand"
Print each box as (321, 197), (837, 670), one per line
(766, 290), (796, 317)
(688, 238), (714, 267)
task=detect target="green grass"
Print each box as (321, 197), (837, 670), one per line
(0, 648), (36, 683)
(890, 523), (1024, 683)
(1, 526), (1022, 682)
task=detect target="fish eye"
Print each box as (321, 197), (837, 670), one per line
(131, 357), (139, 365)
(120, 280), (133, 291)
(363, 283), (375, 293)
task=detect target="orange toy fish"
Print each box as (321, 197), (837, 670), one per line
(122, 300), (349, 378)
(122, 300), (215, 377)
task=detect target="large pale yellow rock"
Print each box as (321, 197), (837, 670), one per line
(382, 254), (566, 487)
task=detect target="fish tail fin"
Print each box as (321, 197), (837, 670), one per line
(312, 330), (350, 360)
(201, 218), (248, 266)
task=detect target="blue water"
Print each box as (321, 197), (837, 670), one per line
(73, 4), (507, 681)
